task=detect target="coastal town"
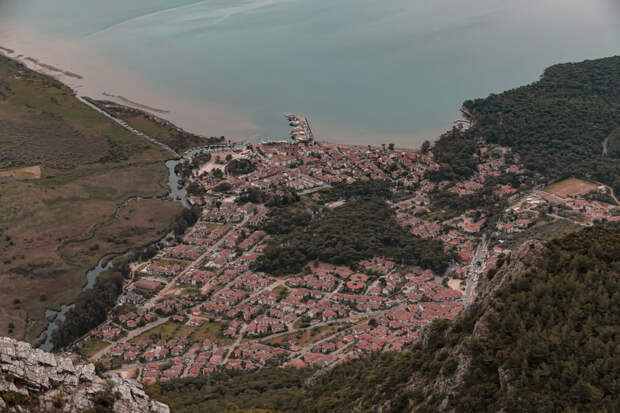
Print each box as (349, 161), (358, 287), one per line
(74, 122), (620, 384)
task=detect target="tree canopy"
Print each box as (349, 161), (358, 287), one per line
(462, 56), (620, 191)
(254, 190), (449, 275)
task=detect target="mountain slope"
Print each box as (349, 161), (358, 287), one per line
(462, 56), (620, 191)
(152, 226), (620, 412)
(428, 56), (620, 194)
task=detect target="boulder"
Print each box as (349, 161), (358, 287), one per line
(0, 337), (169, 413)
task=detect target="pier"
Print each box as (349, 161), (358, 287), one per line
(285, 113), (314, 142)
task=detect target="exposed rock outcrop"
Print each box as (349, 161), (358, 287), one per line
(0, 337), (169, 413)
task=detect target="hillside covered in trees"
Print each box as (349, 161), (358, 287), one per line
(151, 225), (619, 412)
(460, 56), (619, 191)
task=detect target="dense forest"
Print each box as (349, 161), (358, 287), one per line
(253, 183), (449, 275)
(236, 187), (299, 207)
(426, 128), (480, 182)
(154, 225), (619, 412)
(447, 225), (620, 412)
(460, 56), (620, 192)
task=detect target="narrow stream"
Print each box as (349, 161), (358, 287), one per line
(39, 256), (115, 351)
(38, 123), (245, 350)
(166, 158), (190, 208)
(39, 159), (190, 351)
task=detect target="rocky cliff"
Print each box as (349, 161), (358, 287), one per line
(394, 239), (546, 412)
(0, 337), (169, 413)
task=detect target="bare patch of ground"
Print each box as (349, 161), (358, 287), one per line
(544, 178), (598, 197)
(0, 165), (41, 179)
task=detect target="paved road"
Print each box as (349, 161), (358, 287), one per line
(464, 235), (488, 305)
(597, 182), (620, 206)
(91, 217), (244, 361)
(92, 316), (170, 361)
(220, 278), (287, 364)
(144, 220), (240, 310)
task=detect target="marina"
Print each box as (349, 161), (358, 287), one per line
(285, 114), (314, 142)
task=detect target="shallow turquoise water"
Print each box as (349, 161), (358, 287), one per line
(1, 0), (618, 145)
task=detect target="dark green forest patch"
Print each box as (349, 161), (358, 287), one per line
(254, 192), (449, 275)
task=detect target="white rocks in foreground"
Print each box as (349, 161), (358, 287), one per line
(0, 337), (169, 413)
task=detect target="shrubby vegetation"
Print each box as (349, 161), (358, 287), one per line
(172, 205), (202, 236)
(606, 126), (620, 158)
(427, 128), (480, 182)
(91, 99), (225, 154)
(51, 205), (198, 349)
(156, 226), (619, 412)
(146, 368), (312, 412)
(449, 225), (620, 412)
(236, 187), (299, 207)
(320, 180), (394, 202)
(226, 158), (256, 176)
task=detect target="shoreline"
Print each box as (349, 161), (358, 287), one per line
(1, 49), (436, 151)
(0, 40), (440, 149)
(101, 92), (170, 114)
(0, 33), (262, 142)
(24, 56), (83, 79)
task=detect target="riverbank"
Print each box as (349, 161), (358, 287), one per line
(0, 54), (185, 344)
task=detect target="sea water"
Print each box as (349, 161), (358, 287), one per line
(0, 0), (618, 146)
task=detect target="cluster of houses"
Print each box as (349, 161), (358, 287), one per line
(189, 141), (440, 198)
(500, 189), (619, 234)
(84, 139), (619, 383)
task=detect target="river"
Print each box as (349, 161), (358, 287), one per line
(36, 117), (240, 351)
(39, 152), (193, 352)
(38, 256), (115, 352)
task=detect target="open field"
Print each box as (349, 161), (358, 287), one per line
(0, 165), (41, 179)
(543, 178), (598, 197)
(88, 99), (224, 154)
(59, 199), (182, 268)
(130, 320), (232, 346)
(130, 321), (181, 344)
(187, 320), (231, 344)
(0, 55), (182, 343)
(78, 339), (110, 358)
